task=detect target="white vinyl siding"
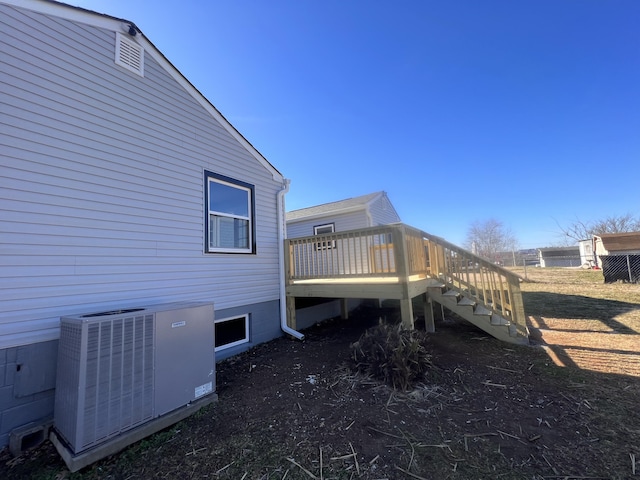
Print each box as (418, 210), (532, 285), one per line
(0, 4), (282, 348)
(369, 194), (401, 226)
(287, 211), (369, 239)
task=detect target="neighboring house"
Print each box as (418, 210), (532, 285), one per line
(286, 192), (401, 328)
(593, 232), (640, 283)
(0, 0), (296, 450)
(537, 247), (581, 267)
(286, 191), (401, 239)
(594, 232), (640, 257)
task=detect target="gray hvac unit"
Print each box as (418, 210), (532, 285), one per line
(53, 302), (215, 455)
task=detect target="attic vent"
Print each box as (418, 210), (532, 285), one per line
(115, 32), (144, 76)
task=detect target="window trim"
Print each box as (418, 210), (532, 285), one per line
(314, 223), (336, 250)
(214, 314), (250, 352)
(204, 171), (256, 254)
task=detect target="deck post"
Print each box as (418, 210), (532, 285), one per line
(508, 279), (527, 336)
(283, 238), (297, 330)
(393, 225), (414, 329)
(286, 296), (297, 330)
(399, 298), (414, 329)
(422, 293), (435, 332)
(341, 298), (349, 320)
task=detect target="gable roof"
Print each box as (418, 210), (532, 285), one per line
(286, 192), (386, 222)
(595, 232), (640, 252)
(5, 0), (283, 182)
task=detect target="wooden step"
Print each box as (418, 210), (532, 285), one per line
(457, 297), (476, 307)
(490, 313), (509, 326)
(474, 305), (492, 316)
(427, 283), (529, 345)
(425, 279), (446, 289)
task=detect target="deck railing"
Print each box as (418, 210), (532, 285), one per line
(286, 224), (431, 279)
(285, 223), (527, 335)
(421, 231), (528, 337)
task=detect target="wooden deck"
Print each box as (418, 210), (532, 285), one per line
(284, 224), (529, 344)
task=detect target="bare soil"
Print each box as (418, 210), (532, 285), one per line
(1, 268), (639, 479)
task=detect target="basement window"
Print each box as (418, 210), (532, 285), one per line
(115, 32), (144, 76)
(215, 314), (249, 351)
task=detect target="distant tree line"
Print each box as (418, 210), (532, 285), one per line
(557, 213), (640, 242)
(463, 218), (517, 264)
(463, 214), (640, 266)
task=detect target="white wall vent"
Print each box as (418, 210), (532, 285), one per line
(115, 31), (144, 76)
(53, 302), (214, 455)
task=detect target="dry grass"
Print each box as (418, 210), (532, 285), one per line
(513, 266), (640, 376)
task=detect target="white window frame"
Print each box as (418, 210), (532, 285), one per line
(314, 223), (336, 250)
(214, 314), (250, 352)
(205, 172), (254, 254)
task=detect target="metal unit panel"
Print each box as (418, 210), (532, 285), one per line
(55, 309), (155, 453)
(54, 303), (215, 455)
(154, 303), (215, 417)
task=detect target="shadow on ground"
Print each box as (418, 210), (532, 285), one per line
(523, 291), (640, 376)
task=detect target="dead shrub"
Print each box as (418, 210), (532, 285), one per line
(350, 323), (432, 391)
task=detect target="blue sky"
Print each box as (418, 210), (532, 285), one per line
(75, 0), (639, 248)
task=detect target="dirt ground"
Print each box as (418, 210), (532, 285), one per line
(1, 296), (639, 480)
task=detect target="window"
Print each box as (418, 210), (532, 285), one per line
(214, 314), (249, 351)
(205, 171), (255, 253)
(314, 223), (335, 250)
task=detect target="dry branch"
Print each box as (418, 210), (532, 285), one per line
(214, 462), (234, 475)
(349, 442), (360, 475)
(487, 365), (518, 373)
(395, 465), (429, 479)
(482, 380), (507, 389)
(286, 458), (318, 479)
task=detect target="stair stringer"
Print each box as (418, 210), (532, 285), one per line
(426, 282), (529, 345)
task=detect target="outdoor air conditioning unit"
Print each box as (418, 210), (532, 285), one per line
(52, 302), (215, 463)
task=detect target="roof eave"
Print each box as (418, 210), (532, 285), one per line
(7, 0), (284, 183)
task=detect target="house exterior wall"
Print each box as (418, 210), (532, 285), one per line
(369, 194), (401, 226)
(594, 238), (608, 257)
(539, 256), (581, 268)
(0, 341), (57, 448)
(286, 210), (370, 239)
(0, 2), (284, 448)
(538, 248), (581, 268)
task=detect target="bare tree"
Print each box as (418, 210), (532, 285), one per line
(464, 218), (518, 263)
(558, 213), (640, 242)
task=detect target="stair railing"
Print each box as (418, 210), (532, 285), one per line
(421, 232), (528, 337)
(284, 224), (527, 337)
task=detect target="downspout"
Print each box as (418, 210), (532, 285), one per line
(365, 207), (374, 227)
(277, 179), (304, 340)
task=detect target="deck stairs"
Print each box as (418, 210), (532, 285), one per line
(426, 279), (529, 345)
(284, 223), (529, 345)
